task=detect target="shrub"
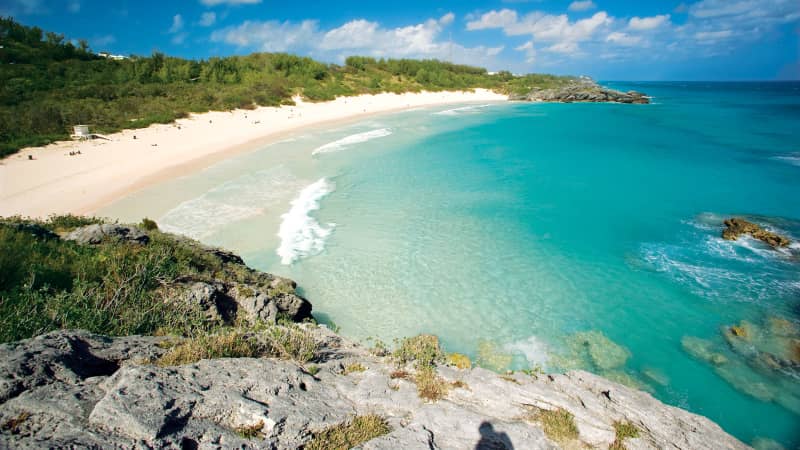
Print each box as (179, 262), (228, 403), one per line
(393, 334), (444, 370)
(234, 421), (265, 439)
(140, 217), (158, 231)
(305, 415), (390, 450)
(263, 324), (317, 363)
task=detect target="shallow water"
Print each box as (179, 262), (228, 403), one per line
(101, 82), (800, 447)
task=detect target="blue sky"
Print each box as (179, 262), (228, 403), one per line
(3, 0), (799, 80)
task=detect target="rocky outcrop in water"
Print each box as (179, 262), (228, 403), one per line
(511, 80), (649, 104)
(0, 327), (749, 449)
(722, 217), (791, 249)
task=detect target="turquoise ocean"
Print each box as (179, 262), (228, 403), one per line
(101, 82), (800, 447)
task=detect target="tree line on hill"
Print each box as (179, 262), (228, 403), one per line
(0, 17), (573, 157)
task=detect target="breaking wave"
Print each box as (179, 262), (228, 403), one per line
(312, 128), (392, 155)
(276, 178), (336, 265)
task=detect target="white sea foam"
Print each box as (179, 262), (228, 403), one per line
(159, 167), (303, 240)
(434, 104), (491, 116)
(772, 153), (800, 167)
(276, 178), (336, 265)
(312, 128), (392, 155)
(505, 336), (550, 368)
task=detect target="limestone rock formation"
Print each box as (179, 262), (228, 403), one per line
(512, 80), (649, 104)
(722, 218), (791, 249)
(64, 223), (150, 245)
(0, 328), (748, 449)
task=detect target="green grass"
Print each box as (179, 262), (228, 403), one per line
(528, 408), (580, 444)
(610, 420), (640, 450)
(343, 362), (367, 374)
(305, 415), (390, 450)
(0, 215), (293, 343)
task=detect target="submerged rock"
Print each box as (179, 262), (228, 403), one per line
(0, 328), (748, 449)
(722, 217), (791, 249)
(681, 336), (728, 366)
(571, 330), (631, 370)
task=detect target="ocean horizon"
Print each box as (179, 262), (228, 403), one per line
(101, 81), (800, 447)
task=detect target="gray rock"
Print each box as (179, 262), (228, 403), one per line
(64, 223), (149, 245)
(520, 80), (649, 104)
(0, 328), (749, 450)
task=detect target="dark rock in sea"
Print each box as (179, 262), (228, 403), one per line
(722, 217), (791, 249)
(516, 80), (650, 104)
(64, 223), (150, 245)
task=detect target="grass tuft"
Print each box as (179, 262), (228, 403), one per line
(154, 330), (264, 366)
(609, 420), (640, 450)
(414, 366), (450, 402)
(528, 407), (580, 444)
(343, 362), (366, 374)
(305, 415), (390, 450)
(234, 421), (265, 439)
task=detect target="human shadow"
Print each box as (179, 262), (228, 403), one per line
(474, 421), (514, 450)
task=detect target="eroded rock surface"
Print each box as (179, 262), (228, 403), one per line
(0, 328), (748, 449)
(722, 217), (791, 249)
(512, 80), (649, 104)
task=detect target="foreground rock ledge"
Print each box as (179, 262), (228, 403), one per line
(0, 329), (747, 449)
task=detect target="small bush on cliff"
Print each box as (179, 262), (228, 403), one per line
(393, 334), (444, 370)
(305, 415), (390, 450)
(139, 218), (159, 231)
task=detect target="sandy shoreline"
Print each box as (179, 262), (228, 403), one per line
(0, 89), (507, 218)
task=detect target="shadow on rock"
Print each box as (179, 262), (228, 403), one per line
(475, 421), (514, 450)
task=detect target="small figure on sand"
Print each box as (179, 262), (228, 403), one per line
(28, 155), (33, 160)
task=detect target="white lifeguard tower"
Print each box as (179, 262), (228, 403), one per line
(71, 125), (90, 140)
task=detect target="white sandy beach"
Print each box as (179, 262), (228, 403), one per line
(0, 89), (506, 218)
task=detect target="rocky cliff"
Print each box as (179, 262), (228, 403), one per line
(0, 220), (747, 449)
(511, 80), (649, 104)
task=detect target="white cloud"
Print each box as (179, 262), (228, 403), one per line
(68, 1), (80, 13)
(201, 0), (261, 6)
(199, 12), (217, 27)
(171, 32), (188, 45)
(628, 14), (670, 30)
(515, 41), (536, 63)
(169, 14), (184, 33)
(439, 12), (455, 26)
(606, 31), (642, 46)
(466, 9), (519, 30)
(568, 1), (596, 12)
(211, 19), (318, 51)
(212, 15), (502, 67)
(545, 41), (579, 54)
(694, 30), (733, 40)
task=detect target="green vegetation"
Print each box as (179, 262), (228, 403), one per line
(0, 17), (574, 157)
(305, 415), (391, 450)
(610, 420), (640, 450)
(528, 407), (580, 444)
(0, 215), (285, 343)
(234, 421), (265, 439)
(343, 362), (367, 374)
(1, 411), (30, 435)
(155, 329), (264, 366)
(392, 334), (445, 370)
(446, 352), (472, 369)
(414, 366), (451, 402)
